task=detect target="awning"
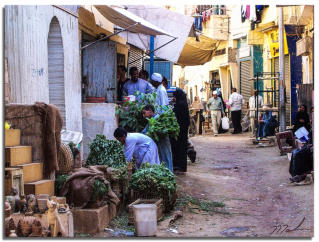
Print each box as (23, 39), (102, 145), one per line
(95, 5), (174, 37)
(177, 35), (220, 66)
(119, 5), (194, 63)
(79, 6), (114, 36)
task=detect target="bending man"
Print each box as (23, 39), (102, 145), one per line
(114, 127), (160, 169)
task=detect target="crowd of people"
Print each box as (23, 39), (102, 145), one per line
(115, 65), (313, 179)
(115, 66), (190, 174)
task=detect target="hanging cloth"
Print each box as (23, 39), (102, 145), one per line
(256, 5), (262, 23)
(250, 5), (257, 22)
(241, 5), (246, 23)
(246, 5), (250, 19)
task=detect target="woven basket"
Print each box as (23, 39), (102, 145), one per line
(57, 142), (73, 175)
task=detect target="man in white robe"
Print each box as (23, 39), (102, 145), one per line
(150, 73), (169, 106)
(114, 127), (160, 169)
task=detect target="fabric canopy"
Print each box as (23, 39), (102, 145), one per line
(177, 35), (220, 66)
(120, 5), (194, 63)
(95, 5), (174, 37)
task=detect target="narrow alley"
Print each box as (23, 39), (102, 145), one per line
(157, 133), (314, 237)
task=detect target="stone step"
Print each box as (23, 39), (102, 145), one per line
(24, 179), (54, 196)
(5, 146), (32, 166)
(5, 129), (21, 147)
(15, 163), (43, 183)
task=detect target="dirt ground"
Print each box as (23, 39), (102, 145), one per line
(156, 133), (314, 238)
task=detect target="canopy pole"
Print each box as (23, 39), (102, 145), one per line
(80, 22), (139, 50)
(129, 37), (177, 65)
(150, 35), (154, 76)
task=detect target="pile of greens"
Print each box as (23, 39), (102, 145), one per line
(129, 163), (177, 211)
(86, 134), (128, 180)
(55, 174), (70, 195)
(116, 91), (180, 142)
(91, 179), (109, 202)
(115, 92), (157, 132)
(146, 106), (180, 142)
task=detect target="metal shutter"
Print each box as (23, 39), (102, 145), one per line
(144, 61), (172, 82)
(240, 60), (253, 115)
(274, 56), (291, 125)
(82, 40), (117, 102)
(128, 46), (143, 71)
(48, 17), (66, 128)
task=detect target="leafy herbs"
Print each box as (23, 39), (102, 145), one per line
(86, 134), (127, 168)
(146, 107), (180, 142)
(86, 134), (128, 181)
(116, 91), (180, 142)
(115, 92), (158, 132)
(175, 194), (228, 216)
(91, 179), (109, 202)
(55, 174), (70, 195)
(129, 163), (177, 211)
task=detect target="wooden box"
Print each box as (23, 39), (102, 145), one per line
(128, 198), (163, 224)
(16, 163), (43, 183)
(24, 180), (54, 196)
(71, 205), (110, 234)
(5, 129), (21, 147)
(5, 146), (32, 166)
(5, 167), (24, 196)
(276, 131), (296, 155)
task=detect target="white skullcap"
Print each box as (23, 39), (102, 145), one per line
(151, 73), (162, 82)
(213, 91), (217, 95)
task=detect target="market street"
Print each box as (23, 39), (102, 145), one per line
(156, 133), (314, 237)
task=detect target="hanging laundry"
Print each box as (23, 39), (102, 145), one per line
(250, 5), (257, 22)
(241, 5), (246, 23)
(256, 5), (263, 23)
(246, 5), (250, 19)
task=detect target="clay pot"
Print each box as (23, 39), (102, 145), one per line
(17, 216), (35, 237)
(37, 194), (49, 213)
(5, 217), (16, 237)
(30, 220), (43, 237)
(5, 196), (15, 214)
(85, 96), (106, 103)
(5, 201), (11, 218)
(9, 230), (17, 237)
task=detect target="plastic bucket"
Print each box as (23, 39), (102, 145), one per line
(133, 204), (157, 236)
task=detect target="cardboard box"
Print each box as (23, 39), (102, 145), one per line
(24, 180), (54, 196)
(16, 163), (43, 183)
(5, 129), (21, 147)
(72, 205), (110, 234)
(5, 146), (32, 166)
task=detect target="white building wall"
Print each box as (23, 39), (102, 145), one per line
(5, 5), (82, 132)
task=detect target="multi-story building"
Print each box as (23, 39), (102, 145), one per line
(173, 5), (313, 125)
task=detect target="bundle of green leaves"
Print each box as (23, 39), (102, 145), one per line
(115, 92), (157, 132)
(90, 179), (109, 202)
(86, 134), (128, 180)
(55, 174), (70, 195)
(146, 106), (180, 142)
(129, 163), (177, 210)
